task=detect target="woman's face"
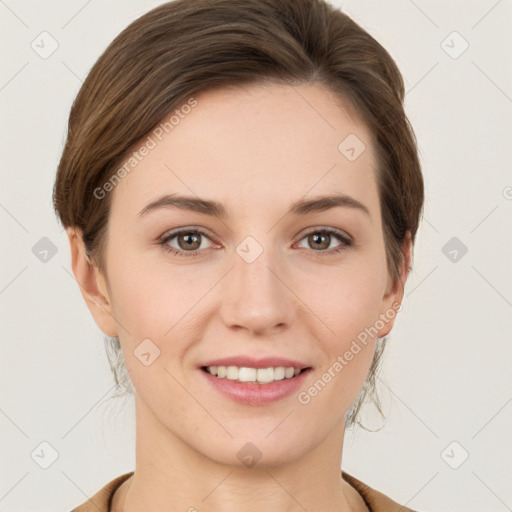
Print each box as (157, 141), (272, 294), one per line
(73, 82), (408, 467)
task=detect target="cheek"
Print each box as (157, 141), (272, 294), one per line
(304, 257), (387, 341)
(302, 277), (381, 413)
(104, 254), (165, 348)
(107, 251), (213, 345)
(302, 254), (387, 394)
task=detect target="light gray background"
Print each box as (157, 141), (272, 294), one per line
(1, 1), (511, 511)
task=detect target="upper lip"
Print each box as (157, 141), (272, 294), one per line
(200, 356), (311, 370)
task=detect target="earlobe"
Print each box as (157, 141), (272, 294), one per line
(66, 227), (119, 337)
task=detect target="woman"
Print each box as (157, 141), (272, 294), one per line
(53, 0), (424, 510)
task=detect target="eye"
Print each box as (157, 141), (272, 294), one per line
(160, 228), (215, 256)
(159, 226), (352, 257)
(295, 228), (352, 255)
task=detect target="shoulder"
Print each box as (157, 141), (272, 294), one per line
(70, 471), (134, 512)
(342, 470), (419, 512)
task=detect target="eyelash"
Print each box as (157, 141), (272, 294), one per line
(159, 227), (353, 258)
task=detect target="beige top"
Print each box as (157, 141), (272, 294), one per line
(70, 470), (418, 511)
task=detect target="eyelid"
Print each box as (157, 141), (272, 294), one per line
(298, 226), (352, 244)
(160, 225), (216, 241)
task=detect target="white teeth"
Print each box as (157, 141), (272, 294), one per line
(239, 367), (257, 382)
(273, 367), (285, 380)
(256, 368), (274, 383)
(226, 365), (239, 380)
(205, 365), (304, 383)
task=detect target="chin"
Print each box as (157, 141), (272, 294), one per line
(195, 431), (310, 470)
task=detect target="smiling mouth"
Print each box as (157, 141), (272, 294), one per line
(201, 365), (312, 384)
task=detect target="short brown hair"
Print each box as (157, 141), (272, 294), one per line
(53, 0), (424, 429)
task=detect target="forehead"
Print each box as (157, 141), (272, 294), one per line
(110, 82), (379, 218)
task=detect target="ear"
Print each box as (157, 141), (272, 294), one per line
(377, 231), (413, 338)
(66, 227), (119, 337)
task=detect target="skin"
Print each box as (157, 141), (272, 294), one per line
(67, 82), (411, 512)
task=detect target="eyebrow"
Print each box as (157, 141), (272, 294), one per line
(138, 193), (371, 219)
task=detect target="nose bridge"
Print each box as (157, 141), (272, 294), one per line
(220, 235), (293, 335)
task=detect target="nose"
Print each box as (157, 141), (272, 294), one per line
(219, 243), (295, 337)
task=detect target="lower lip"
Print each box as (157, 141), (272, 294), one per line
(200, 368), (312, 406)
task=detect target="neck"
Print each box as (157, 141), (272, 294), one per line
(115, 393), (367, 512)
